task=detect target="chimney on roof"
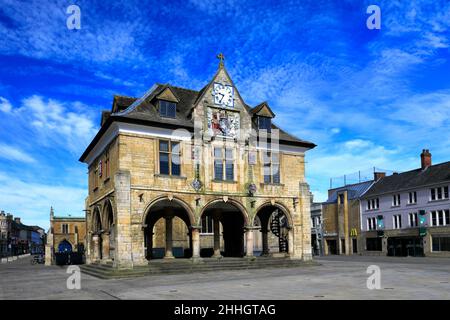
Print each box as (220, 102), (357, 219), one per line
(0, 210), (5, 216)
(421, 149), (432, 170)
(374, 172), (386, 181)
(14, 217), (21, 224)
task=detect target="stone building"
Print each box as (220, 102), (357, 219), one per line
(79, 57), (316, 269)
(0, 211), (12, 257)
(45, 207), (86, 265)
(322, 180), (374, 255)
(1, 211), (45, 257)
(310, 201), (323, 256)
(361, 150), (450, 257)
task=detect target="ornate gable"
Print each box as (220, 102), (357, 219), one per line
(192, 55), (252, 142)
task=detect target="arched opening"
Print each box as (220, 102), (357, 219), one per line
(254, 204), (291, 256)
(102, 200), (115, 261)
(58, 239), (72, 253)
(144, 199), (193, 260)
(200, 200), (247, 258)
(92, 208), (103, 260)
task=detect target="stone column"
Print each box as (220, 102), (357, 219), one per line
(101, 232), (110, 261)
(92, 234), (100, 261)
(164, 216), (174, 259)
(114, 171), (133, 269)
(213, 214), (222, 258)
(288, 228), (294, 256)
(261, 227), (270, 256)
(245, 227), (258, 257)
(146, 229), (153, 260)
(191, 226), (201, 259)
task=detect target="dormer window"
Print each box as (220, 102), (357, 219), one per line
(159, 100), (176, 118)
(258, 116), (271, 132)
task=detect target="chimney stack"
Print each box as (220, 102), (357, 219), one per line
(14, 217), (21, 224)
(374, 172), (386, 181)
(421, 149), (432, 170)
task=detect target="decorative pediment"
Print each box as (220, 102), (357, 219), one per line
(156, 87), (179, 103)
(250, 102), (275, 118)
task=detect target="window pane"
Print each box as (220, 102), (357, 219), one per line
(437, 188), (442, 199)
(159, 153), (169, 174)
(160, 101), (167, 117)
(159, 140), (169, 152)
(225, 148), (233, 160)
(439, 211), (444, 226)
(167, 102), (176, 118)
(171, 142), (180, 154)
(225, 162), (234, 181)
(445, 210), (450, 226)
(442, 237), (450, 251)
(207, 216), (213, 233)
(171, 155), (180, 176)
(201, 215), (207, 233)
(214, 147), (222, 159)
(214, 161), (223, 180)
(259, 117), (271, 131)
(432, 237), (440, 251)
(272, 164), (280, 183)
(272, 153), (279, 164)
(431, 188), (436, 200)
(263, 152), (270, 164)
(444, 186), (449, 199)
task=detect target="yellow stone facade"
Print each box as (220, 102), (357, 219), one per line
(80, 62), (315, 268)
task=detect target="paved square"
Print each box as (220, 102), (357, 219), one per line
(1, 256), (449, 299)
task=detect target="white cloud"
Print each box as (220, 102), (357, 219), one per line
(0, 97), (12, 113)
(16, 95), (97, 154)
(0, 144), (36, 163)
(389, 91), (450, 127)
(0, 171), (86, 230)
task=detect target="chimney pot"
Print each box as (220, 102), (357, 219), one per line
(421, 149), (432, 170)
(374, 172), (386, 181)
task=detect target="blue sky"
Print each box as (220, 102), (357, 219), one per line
(0, 0), (449, 229)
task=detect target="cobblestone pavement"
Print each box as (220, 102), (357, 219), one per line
(1, 255), (449, 300)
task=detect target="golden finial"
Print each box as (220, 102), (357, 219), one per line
(217, 53), (225, 68)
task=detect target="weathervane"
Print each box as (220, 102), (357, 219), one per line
(217, 53), (225, 67)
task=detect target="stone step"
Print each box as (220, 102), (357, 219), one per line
(80, 258), (316, 279)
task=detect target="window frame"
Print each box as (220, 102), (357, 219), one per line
(392, 194), (401, 207)
(213, 146), (235, 182)
(158, 139), (181, 176)
(200, 215), (213, 235)
(393, 214), (402, 229)
(257, 116), (272, 132)
(408, 191), (417, 204)
(159, 100), (177, 118)
(408, 212), (418, 227)
(262, 151), (280, 184)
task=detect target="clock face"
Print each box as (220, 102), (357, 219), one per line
(213, 83), (234, 108)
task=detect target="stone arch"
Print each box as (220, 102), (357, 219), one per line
(143, 196), (195, 260)
(254, 201), (293, 228)
(102, 198), (115, 231)
(198, 198), (249, 258)
(101, 198), (116, 261)
(253, 201), (293, 256)
(198, 198), (249, 226)
(58, 239), (73, 253)
(92, 206), (103, 232)
(142, 195), (195, 227)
